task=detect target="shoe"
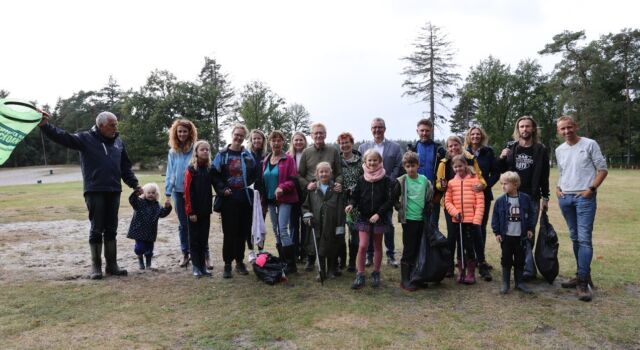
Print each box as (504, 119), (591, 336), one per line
(365, 256), (373, 267)
(445, 265), (454, 278)
(371, 271), (381, 288)
(305, 256), (315, 272)
(514, 268), (533, 294)
(104, 240), (127, 276)
(478, 262), (493, 282)
(179, 252), (190, 268)
(283, 245), (298, 275)
(89, 243), (103, 280)
(387, 256), (399, 268)
(192, 266), (203, 279)
(577, 277), (592, 302)
(201, 268), (212, 277)
(351, 272), (365, 289)
(138, 255), (145, 270)
(205, 257), (213, 270)
(327, 258), (341, 278)
(223, 264), (233, 279)
(235, 262), (249, 275)
(562, 274), (595, 289)
(464, 260), (477, 285)
(456, 260), (465, 284)
(500, 268), (510, 294)
(400, 263), (417, 292)
(347, 265), (356, 273)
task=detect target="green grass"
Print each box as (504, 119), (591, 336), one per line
(0, 169), (639, 349)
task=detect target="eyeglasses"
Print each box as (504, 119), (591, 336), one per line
(312, 132), (326, 136)
(371, 126), (385, 130)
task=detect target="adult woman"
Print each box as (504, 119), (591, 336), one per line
(337, 132), (363, 272)
(435, 136), (486, 277)
(165, 119), (212, 269)
(258, 130), (299, 274)
(212, 124), (258, 278)
(249, 129), (266, 167)
(464, 126), (499, 280)
(287, 131), (308, 262)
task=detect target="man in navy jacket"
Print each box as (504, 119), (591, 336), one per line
(40, 111), (140, 279)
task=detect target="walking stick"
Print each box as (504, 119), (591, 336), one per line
(459, 221), (465, 270)
(310, 226), (324, 285)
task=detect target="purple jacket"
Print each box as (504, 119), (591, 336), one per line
(259, 152), (299, 204)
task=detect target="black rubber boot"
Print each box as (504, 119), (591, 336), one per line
(104, 240), (127, 276)
(284, 245), (298, 274)
(145, 256), (156, 271)
(305, 255), (315, 272)
(351, 272), (365, 289)
(89, 243), (103, 280)
(223, 263), (232, 278)
(514, 268), (533, 294)
(479, 262), (493, 282)
(138, 255), (145, 270)
(371, 271), (381, 288)
(327, 256), (341, 278)
(235, 262), (249, 275)
(400, 263), (417, 291)
(500, 268), (510, 294)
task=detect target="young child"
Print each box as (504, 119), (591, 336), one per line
(392, 151), (434, 291)
(444, 154), (485, 284)
(346, 149), (394, 289)
(302, 162), (346, 282)
(492, 171), (535, 294)
(127, 183), (172, 270)
(184, 140), (214, 278)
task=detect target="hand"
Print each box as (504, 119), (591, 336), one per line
(189, 215), (197, 222)
(274, 187), (284, 199)
(473, 184), (484, 193)
(541, 199), (549, 212)
(333, 182), (342, 193)
(456, 213), (462, 221)
(307, 182), (317, 191)
(303, 218), (312, 226)
(579, 189), (594, 198)
(369, 214), (380, 224)
(439, 179), (447, 190)
(134, 186), (143, 195)
(345, 205), (353, 214)
(495, 235), (503, 243)
(500, 148), (511, 159)
(164, 200), (172, 209)
(37, 108), (50, 127)
(556, 188), (564, 199)
(527, 231), (533, 239)
(223, 188), (232, 196)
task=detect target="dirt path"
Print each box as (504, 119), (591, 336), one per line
(0, 165), (83, 186)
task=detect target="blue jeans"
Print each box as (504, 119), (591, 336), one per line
(558, 194), (597, 279)
(173, 192), (210, 257)
(367, 210), (395, 259)
(268, 203), (293, 247)
(134, 240), (154, 257)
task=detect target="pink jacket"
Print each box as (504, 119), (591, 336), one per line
(261, 152), (299, 204)
(444, 173), (485, 225)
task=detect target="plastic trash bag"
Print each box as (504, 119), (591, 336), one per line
(252, 252), (288, 285)
(411, 224), (452, 284)
(535, 212), (560, 284)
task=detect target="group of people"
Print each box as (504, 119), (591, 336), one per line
(37, 110), (607, 302)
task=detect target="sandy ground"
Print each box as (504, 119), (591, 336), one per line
(0, 165), (83, 186)
(0, 215), (228, 283)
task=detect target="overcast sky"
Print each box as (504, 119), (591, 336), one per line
(2, 0), (638, 143)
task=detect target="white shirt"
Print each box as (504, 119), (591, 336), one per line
(555, 137), (607, 194)
(373, 139), (385, 158)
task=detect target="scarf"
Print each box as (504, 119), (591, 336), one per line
(362, 162), (386, 182)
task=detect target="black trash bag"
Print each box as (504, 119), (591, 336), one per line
(252, 252), (287, 285)
(411, 224), (452, 284)
(523, 237), (537, 280)
(534, 211), (560, 284)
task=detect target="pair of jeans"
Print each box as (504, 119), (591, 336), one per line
(134, 240), (154, 257)
(366, 210), (395, 260)
(268, 203), (293, 247)
(558, 194), (597, 279)
(84, 192), (121, 243)
(173, 192), (210, 257)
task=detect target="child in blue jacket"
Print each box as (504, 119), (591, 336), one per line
(492, 171), (535, 294)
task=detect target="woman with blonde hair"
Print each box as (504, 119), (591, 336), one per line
(287, 131), (308, 262)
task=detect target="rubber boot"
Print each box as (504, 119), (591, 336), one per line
(351, 272), (365, 289)
(371, 271), (381, 288)
(235, 261), (249, 275)
(104, 240), (127, 276)
(347, 241), (357, 272)
(456, 260), (465, 284)
(145, 255), (156, 271)
(514, 268), (533, 294)
(500, 268), (510, 294)
(179, 252), (190, 268)
(286, 245), (298, 274)
(327, 256), (341, 278)
(338, 242), (347, 270)
(138, 255), (145, 270)
(479, 262), (493, 282)
(464, 260), (477, 285)
(223, 263), (233, 278)
(89, 243), (103, 280)
(400, 263), (417, 291)
(305, 255), (315, 272)
(577, 276), (592, 302)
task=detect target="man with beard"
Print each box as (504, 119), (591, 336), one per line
(498, 116), (550, 279)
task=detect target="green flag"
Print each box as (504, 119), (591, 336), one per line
(0, 99), (42, 165)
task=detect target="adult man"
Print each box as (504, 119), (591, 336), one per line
(39, 111), (140, 279)
(297, 122), (342, 272)
(358, 117), (403, 267)
(555, 116), (607, 302)
(498, 116), (550, 279)
(407, 118), (446, 230)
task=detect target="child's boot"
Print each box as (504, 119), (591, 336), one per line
(223, 263), (233, 279)
(479, 262), (493, 281)
(514, 268), (533, 294)
(145, 255), (156, 271)
(371, 271), (381, 288)
(500, 268), (510, 294)
(89, 243), (103, 279)
(400, 263), (417, 291)
(456, 260), (465, 284)
(137, 255), (145, 270)
(464, 260), (477, 285)
(351, 272), (365, 289)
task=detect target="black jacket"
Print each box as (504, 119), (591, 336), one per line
(127, 192), (172, 242)
(497, 142), (550, 200)
(40, 123), (138, 193)
(349, 175), (394, 224)
(184, 165), (214, 216)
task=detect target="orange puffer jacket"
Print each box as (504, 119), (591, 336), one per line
(444, 173), (485, 225)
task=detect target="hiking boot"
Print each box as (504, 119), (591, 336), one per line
(104, 240), (127, 276)
(562, 274), (595, 289)
(137, 255), (145, 270)
(463, 260), (477, 285)
(400, 263), (417, 292)
(479, 262), (493, 282)
(577, 277), (592, 302)
(235, 262), (249, 275)
(387, 256), (399, 268)
(223, 264), (233, 278)
(305, 255), (315, 272)
(365, 256), (373, 267)
(145, 256), (156, 271)
(371, 271), (381, 288)
(205, 256), (213, 271)
(89, 243), (103, 280)
(179, 252), (190, 268)
(351, 272), (365, 290)
(500, 268), (510, 294)
(514, 268), (533, 294)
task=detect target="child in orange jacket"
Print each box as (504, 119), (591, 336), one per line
(444, 154), (485, 284)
